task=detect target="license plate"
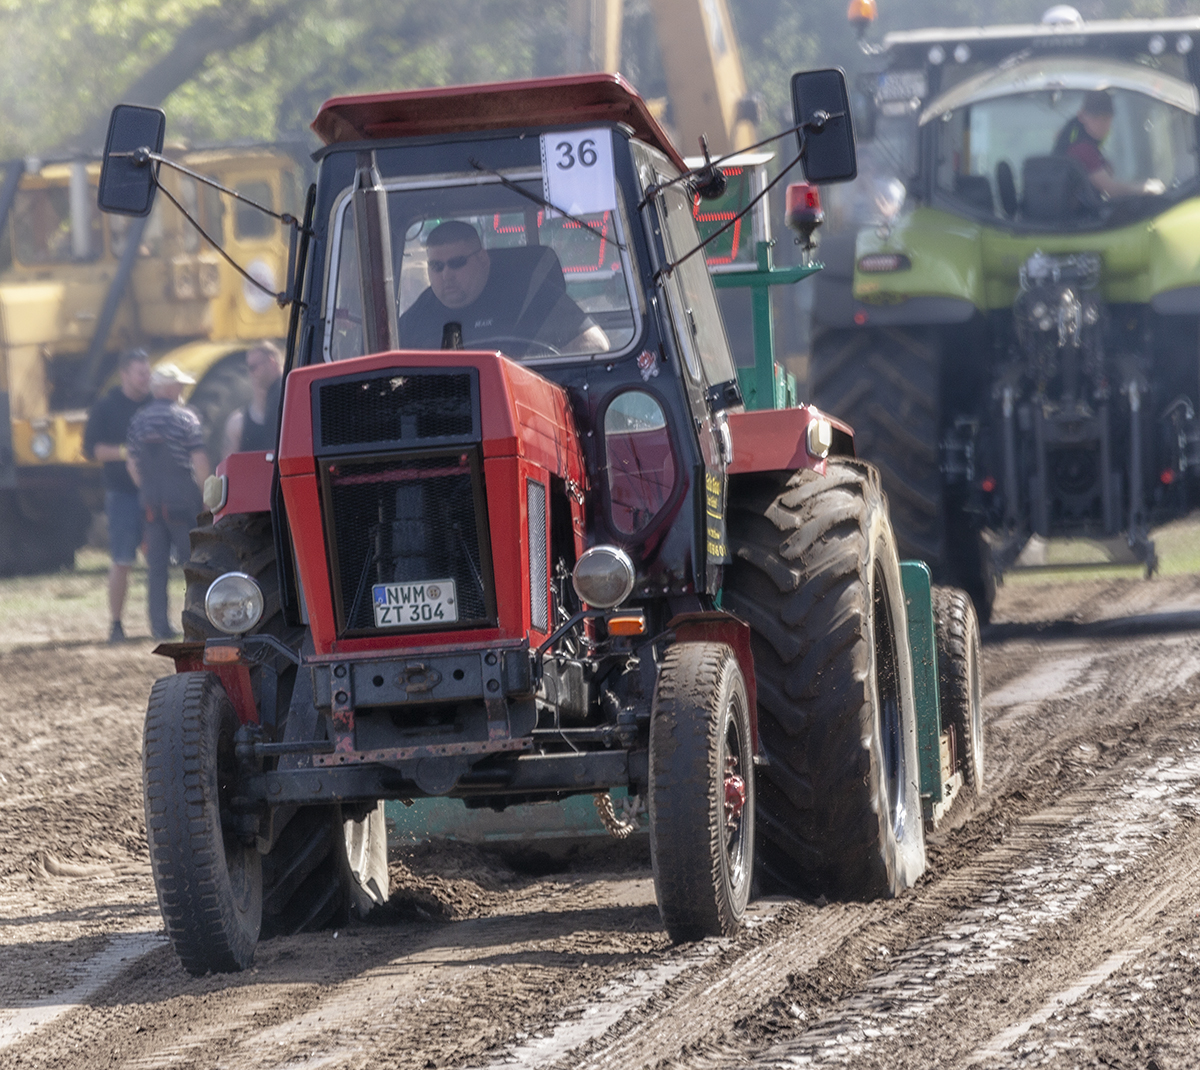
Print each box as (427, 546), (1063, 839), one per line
(372, 580), (458, 628)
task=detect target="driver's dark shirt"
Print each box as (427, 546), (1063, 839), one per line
(398, 257), (592, 354)
(1053, 117), (1109, 175)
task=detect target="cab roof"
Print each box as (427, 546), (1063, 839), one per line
(311, 72), (687, 172)
(882, 16), (1200, 65)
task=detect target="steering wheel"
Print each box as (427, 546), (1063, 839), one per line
(471, 335), (564, 358)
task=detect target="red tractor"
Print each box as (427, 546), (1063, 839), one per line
(99, 71), (967, 975)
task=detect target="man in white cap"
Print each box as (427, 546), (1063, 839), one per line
(126, 363), (211, 639)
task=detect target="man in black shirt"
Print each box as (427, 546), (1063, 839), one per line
(83, 349), (150, 643)
(398, 220), (608, 356)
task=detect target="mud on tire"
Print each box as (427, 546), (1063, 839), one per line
(725, 458), (926, 899)
(179, 512), (388, 946)
(932, 585), (985, 791)
(650, 642), (755, 942)
(143, 671), (262, 975)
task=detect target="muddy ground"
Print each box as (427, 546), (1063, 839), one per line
(1, 564), (1199, 1069)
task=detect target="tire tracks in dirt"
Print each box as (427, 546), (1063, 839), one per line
(4, 589), (1200, 1070)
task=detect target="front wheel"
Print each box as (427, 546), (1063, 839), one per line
(650, 642), (755, 942)
(143, 672), (262, 975)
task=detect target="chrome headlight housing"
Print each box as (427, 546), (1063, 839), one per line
(30, 431), (54, 460)
(572, 546), (635, 610)
(205, 572), (264, 635)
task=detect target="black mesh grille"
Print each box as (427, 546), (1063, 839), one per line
(324, 450), (492, 633)
(315, 370), (478, 454)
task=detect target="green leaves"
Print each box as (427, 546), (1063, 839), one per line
(0, 0), (1184, 159)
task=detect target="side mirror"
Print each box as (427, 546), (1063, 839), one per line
(791, 69), (857, 184)
(97, 104), (165, 217)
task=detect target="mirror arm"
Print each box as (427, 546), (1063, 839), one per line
(653, 146), (805, 280)
(156, 181), (291, 306)
(111, 147), (306, 231)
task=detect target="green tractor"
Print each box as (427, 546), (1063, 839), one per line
(812, 7), (1200, 617)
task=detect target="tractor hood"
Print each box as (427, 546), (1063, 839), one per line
(853, 196), (1200, 314)
(277, 349), (588, 657)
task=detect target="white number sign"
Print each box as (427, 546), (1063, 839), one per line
(540, 128), (617, 218)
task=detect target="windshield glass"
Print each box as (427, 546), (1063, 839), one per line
(933, 86), (1199, 217)
(324, 165), (639, 363)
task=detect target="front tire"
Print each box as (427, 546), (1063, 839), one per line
(725, 458), (926, 899)
(143, 672), (262, 975)
(650, 642), (755, 942)
(182, 514), (388, 939)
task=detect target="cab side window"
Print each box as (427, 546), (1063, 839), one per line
(657, 180), (738, 389)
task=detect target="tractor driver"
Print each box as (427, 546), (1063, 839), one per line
(398, 220), (609, 356)
(1053, 90), (1165, 199)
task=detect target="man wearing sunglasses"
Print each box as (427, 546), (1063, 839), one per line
(399, 219), (608, 356)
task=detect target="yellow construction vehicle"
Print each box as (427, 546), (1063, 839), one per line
(0, 146), (303, 574)
(587, 0), (759, 154)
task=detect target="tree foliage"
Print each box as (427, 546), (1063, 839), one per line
(1, 0), (1197, 158)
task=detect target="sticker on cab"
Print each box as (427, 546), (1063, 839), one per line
(372, 580), (458, 627)
(540, 128), (617, 217)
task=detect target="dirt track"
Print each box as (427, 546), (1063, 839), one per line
(2, 572), (1200, 1069)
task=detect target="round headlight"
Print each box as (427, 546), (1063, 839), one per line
(572, 546), (635, 609)
(205, 572), (264, 635)
(30, 431), (54, 460)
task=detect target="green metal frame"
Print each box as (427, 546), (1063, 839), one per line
(900, 560), (944, 806)
(713, 240), (820, 411)
(385, 789), (645, 846)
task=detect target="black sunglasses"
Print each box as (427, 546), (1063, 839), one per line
(428, 250), (479, 273)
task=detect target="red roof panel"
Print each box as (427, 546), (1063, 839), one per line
(311, 72), (686, 171)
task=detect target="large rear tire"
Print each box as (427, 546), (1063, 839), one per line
(810, 327), (995, 621)
(260, 802), (389, 936)
(0, 488), (91, 576)
(725, 458), (926, 899)
(143, 671), (262, 975)
(650, 642), (755, 942)
(932, 585), (985, 792)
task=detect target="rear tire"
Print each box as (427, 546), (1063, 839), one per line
(725, 458), (926, 899)
(143, 672), (261, 975)
(261, 802), (390, 937)
(0, 488), (91, 576)
(650, 642), (755, 942)
(810, 327), (995, 622)
(932, 585), (985, 791)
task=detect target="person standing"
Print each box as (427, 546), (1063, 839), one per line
(222, 340), (284, 459)
(126, 364), (211, 640)
(83, 348), (151, 644)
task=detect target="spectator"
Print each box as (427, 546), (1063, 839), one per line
(223, 340), (284, 459)
(83, 348), (151, 644)
(126, 364), (211, 640)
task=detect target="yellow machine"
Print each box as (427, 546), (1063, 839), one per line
(0, 147), (302, 573)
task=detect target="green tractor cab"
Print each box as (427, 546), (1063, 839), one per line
(814, 11), (1200, 616)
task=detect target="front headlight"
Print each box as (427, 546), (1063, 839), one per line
(572, 546), (635, 609)
(30, 431), (54, 460)
(205, 572), (264, 635)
